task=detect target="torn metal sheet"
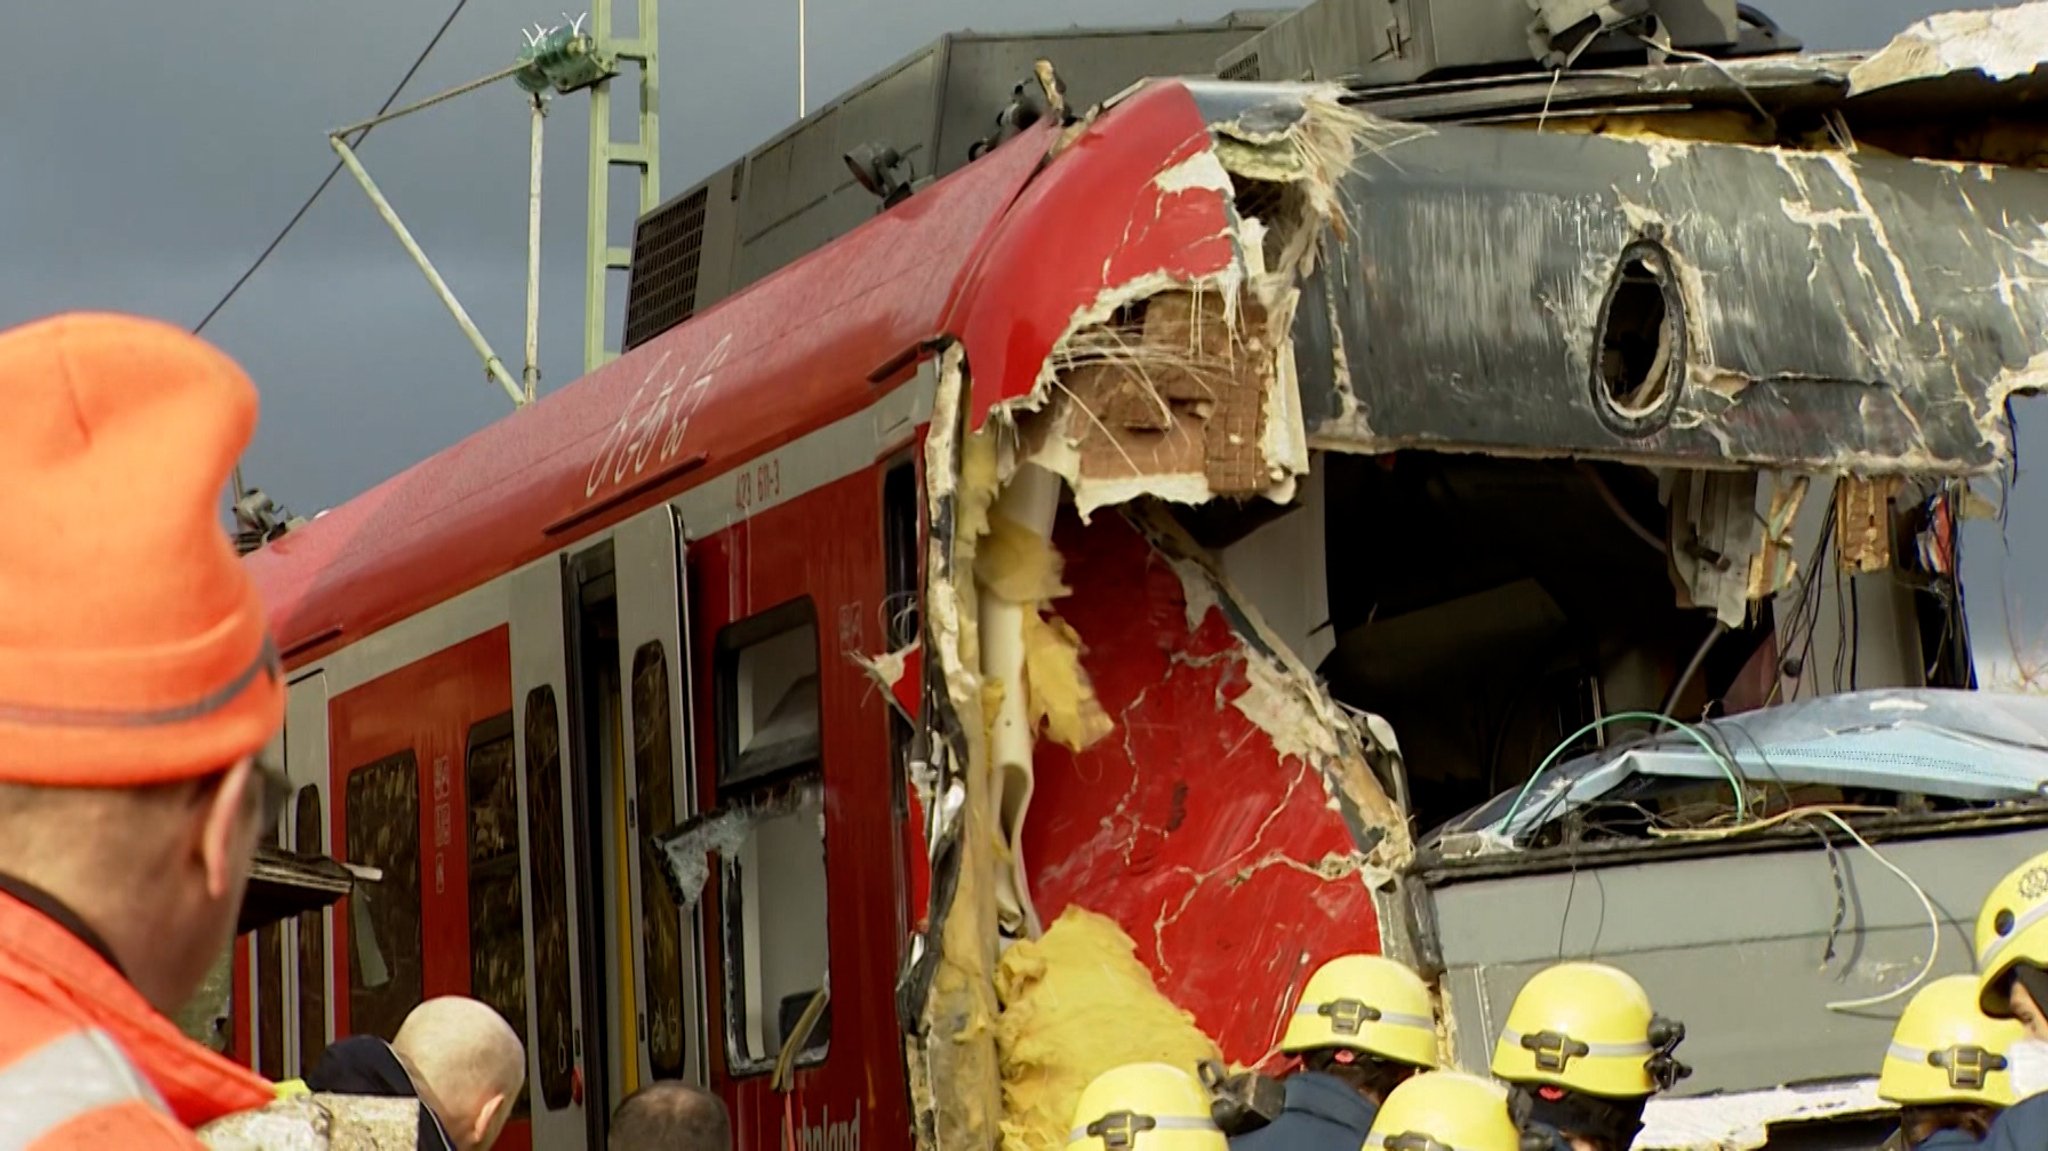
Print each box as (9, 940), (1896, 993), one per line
(903, 349), (1005, 1151)
(1848, 2), (2048, 97)
(1636, 1079), (1891, 1151)
(1665, 471), (1760, 628)
(651, 776), (825, 910)
(1216, 84), (2048, 474)
(1430, 688), (2048, 850)
(1019, 507), (1403, 1063)
(1836, 475), (1904, 573)
(1419, 816), (2048, 1096)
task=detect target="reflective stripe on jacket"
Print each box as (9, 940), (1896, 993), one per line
(0, 886), (274, 1148)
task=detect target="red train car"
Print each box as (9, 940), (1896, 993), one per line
(225, 15), (2048, 1149)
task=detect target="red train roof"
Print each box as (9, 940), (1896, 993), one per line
(247, 81), (1232, 661)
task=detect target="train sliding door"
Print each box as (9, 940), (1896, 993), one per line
(611, 505), (707, 1094)
(548, 503), (703, 1149)
(511, 560), (593, 1151)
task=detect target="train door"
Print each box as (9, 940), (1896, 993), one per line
(285, 672), (333, 1077)
(560, 504), (702, 1147)
(611, 505), (706, 1094)
(511, 562), (592, 1151)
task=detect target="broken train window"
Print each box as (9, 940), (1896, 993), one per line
(1193, 452), (1975, 844)
(714, 597), (831, 1071)
(465, 712), (532, 1118)
(344, 750), (424, 1042)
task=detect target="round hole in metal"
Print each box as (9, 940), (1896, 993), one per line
(1592, 241), (1686, 435)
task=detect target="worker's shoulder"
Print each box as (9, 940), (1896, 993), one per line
(26, 1097), (205, 1151)
(0, 1022), (193, 1149)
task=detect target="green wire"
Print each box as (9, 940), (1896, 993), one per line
(1496, 710), (1748, 839)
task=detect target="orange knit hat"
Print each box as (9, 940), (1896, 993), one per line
(0, 312), (284, 785)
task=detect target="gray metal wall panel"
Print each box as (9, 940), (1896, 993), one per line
(1218, 0), (1736, 84)
(933, 27), (1275, 170)
(1424, 823), (2048, 1095)
(692, 164), (743, 313)
(729, 49), (940, 294)
(1297, 114), (2048, 474)
(643, 19), (1282, 325)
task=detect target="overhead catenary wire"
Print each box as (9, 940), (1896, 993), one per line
(199, 0), (477, 503)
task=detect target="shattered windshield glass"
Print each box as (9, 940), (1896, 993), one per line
(1426, 689), (2048, 853)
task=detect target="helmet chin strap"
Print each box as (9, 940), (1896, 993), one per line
(1509, 1084), (1647, 1151)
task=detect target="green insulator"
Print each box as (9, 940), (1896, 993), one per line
(516, 28), (611, 94)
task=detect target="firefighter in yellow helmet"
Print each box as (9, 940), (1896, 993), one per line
(1878, 975), (2021, 1150)
(1363, 1071), (1521, 1151)
(1070, 1063), (1228, 1151)
(1490, 962), (1689, 1151)
(1967, 850), (2048, 1151)
(1231, 955), (1438, 1151)
(1975, 849), (2048, 1042)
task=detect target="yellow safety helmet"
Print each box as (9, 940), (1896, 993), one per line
(1365, 1071), (1521, 1151)
(1490, 962), (1688, 1099)
(1280, 954), (1439, 1068)
(1068, 1063), (1227, 1151)
(1880, 975), (2023, 1108)
(1974, 849), (2048, 1019)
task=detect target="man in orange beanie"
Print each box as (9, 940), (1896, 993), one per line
(0, 312), (290, 1146)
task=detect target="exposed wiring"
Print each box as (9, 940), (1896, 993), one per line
(1499, 711), (1748, 837)
(1660, 621), (1725, 718)
(1648, 804), (1940, 1012)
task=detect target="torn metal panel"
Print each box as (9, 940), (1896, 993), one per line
(945, 83), (1245, 430)
(1418, 814), (2048, 1096)
(1029, 289), (1289, 515)
(1848, 2), (2048, 100)
(1431, 688), (2048, 849)
(1244, 88), (2048, 473)
(651, 776), (824, 910)
(1836, 475), (1903, 573)
(1638, 1080), (1893, 1151)
(1747, 474), (1808, 603)
(902, 347), (1004, 1151)
(1665, 471), (1761, 628)
(1018, 507), (1404, 1064)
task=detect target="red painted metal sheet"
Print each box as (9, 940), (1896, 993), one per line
(1022, 511), (1382, 1066)
(684, 468), (909, 1151)
(327, 629), (512, 1041)
(948, 82), (1234, 428)
(247, 123), (1055, 664)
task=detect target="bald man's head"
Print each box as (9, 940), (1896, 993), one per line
(610, 1082), (732, 1151)
(392, 996), (527, 1151)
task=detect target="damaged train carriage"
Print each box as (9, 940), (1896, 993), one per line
(891, 13), (2048, 1151)
(230, 6), (2048, 1151)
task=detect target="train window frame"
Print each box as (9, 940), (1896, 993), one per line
(465, 710), (533, 1120)
(714, 598), (822, 790)
(524, 685), (577, 1112)
(632, 639), (689, 1080)
(713, 598), (831, 1077)
(294, 785), (328, 1073)
(256, 819), (287, 1081)
(343, 749), (425, 1043)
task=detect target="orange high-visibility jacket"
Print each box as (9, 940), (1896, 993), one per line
(0, 885), (274, 1148)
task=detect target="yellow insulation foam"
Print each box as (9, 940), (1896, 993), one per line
(961, 430), (1001, 542)
(1021, 612), (1113, 751)
(978, 512), (1074, 603)
(996, 907), (1222, 1151)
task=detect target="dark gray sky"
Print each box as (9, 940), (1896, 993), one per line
(3, 0), (2040, 677)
